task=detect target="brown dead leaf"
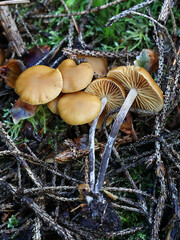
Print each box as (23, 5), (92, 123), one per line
(74, 134), (89, 150)
(134, 48), (159, 73)
(0, 59), (25, 88)
(23, 45), (50, 68)
(0, 48), (5, 65)
(120, 113), (137, 140)
(11, 98), (37, 124)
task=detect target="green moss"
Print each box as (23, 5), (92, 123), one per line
(2, 104), (66, 142)
(16, 0), (180, 51)
(7, 215), (19, 228)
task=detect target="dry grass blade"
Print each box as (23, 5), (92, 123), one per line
(106, 0), (156, 27)
(0, 0), (30, 6)
(0, 122), (43, 187)
(0, 179), (75, 239)
(62, 47), (139, 58)
(0, 6), (27, 56)
(30, 0), (124, 19)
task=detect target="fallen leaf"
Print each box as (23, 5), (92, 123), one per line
(11, 98), (37, 124)
(134, 49), (159, 73)
(120, 113), (137, 141)
(0, 59), (25, 88)
(0, 48), (5, 65)
(74, 134), (89, 150)
(167, 105), (180, 129)
(23, 45), (50, 68)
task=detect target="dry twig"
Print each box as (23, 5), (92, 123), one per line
(0, 0), (29, 6)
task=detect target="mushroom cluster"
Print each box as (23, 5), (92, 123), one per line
(12, 57), (108, 125)
(5, 54), (164, 136)
(2, 53), (164, 194)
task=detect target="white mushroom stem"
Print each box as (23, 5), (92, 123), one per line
(95, 88), (137, 192)
(89, 97), (107, 192)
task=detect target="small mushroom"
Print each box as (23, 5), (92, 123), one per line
(95, 66), (164, 192)
(77, 55), (108, 76)
(85, 77), (126, 191)
(107, 66), (164, 112)
(57, 59), (93, 93)
(15, 65), (63, 105)
(85, 77), (126, 128)
(47, 94), (62, 115)
(57, 91), (101, 125)
(78, 183), (90, 200)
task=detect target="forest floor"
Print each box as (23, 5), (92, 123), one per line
(0, 0), (179, 239)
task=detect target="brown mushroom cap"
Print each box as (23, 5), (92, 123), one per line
(107, 66), (164, 112)
(77, 55), (108, 76)
(57, 91), (101, 125)
(57, 59), (93, 93)
(85, 77), (126, 113)
(47, 94), (62, 115)
(85, 77), (126, 128)
(15, 65), (63, 105)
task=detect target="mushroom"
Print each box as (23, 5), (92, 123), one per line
(77, 55), (108, 76)
(57, 91), (101, 125)
(95, 65), (164, 192)
(57, 59), (93, 93)
(107, 66), (164, 112)
(85, 77), (126, 191)
(15, 65), (63, 105)
(47, 94), (62, 115)
(85, 77), (126, 128)
(78, 183), (90, 200)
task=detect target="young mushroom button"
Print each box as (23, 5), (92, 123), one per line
(57, 59), (93, 93)
(95, 66), (164, 192)
(57, 91), (101, 125)
(15, 65), (63, 105)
